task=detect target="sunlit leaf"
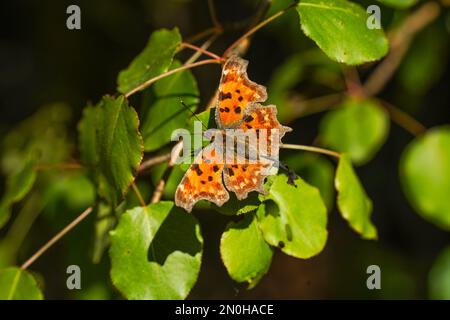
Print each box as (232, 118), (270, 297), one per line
(319, 98), (389, 165)
(400, 126), (450, 230)
(220, 213), (273, 288)
(110, 202), (203, 299)
(283, 153), (335, 211)
(335, 154), (377, 239)
(0, 160), (37, 229)
(377, 0), (419, 9)
(429, 246), (450, 299)
(141, 60), (199, 151)
(117, 28), (181, 94)
(212, 193), (260, 216)
(78, 104), (99, 170)
(0, 267), (43, 300)
(296, 0), (388, 65)
(96, 95), (143, 202)
(257, 174), (328, 258)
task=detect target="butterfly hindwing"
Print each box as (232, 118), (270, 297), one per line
(175, 144), (229, 212)
(223, 162), (272, 200)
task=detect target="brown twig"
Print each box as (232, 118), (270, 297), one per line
(364, 2), (441, 96)
(138, 153), (172, 173)
(124, 59), (221, 98)
(288, 93), (344, 119)
(280, 143), (341, 158)
(150, 141), (183, 203)
(20, 207), (93, 270)
(180, 42), (223, 61)
(377, 99), (427, 136)
(223, 2), (297, 57)
(131, 181), (147, 207)
(35, 162), (83, 171)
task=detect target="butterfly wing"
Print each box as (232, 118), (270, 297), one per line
(175, 144), (229, 212)
(215, 55), (267, 129)
(223, 104), (292, 200)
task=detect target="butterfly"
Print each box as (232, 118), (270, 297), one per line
(175, 56), (292, 212)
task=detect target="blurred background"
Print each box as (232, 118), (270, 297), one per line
(0, 0), (450, 299)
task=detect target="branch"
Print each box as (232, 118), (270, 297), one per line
(124, 59), (221, 98)
(280, 143), (341, 158)
(21, 207), (93, 270)
(138, 153), (171, 173)
(364, 2), (441, 96)
(35, 162), (83, 171)
(180, 42), (223, 61)
(207, 0), (222, 30)
(223, 2), (297, 57)
(131, 181), (147, 208)
(377, 99), (427, 136)
(151, 141), (183, 203)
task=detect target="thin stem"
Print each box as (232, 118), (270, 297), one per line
(138, 153), (171, 173)
(180, 42), (223, 61)
(131, 181), (147, 208)
(223, 2), (297, 57)
(124, 59), (221, 98)
(150, 141), (183, 204)
(342, 67), (365, 98)
(378, 99), (427, 136)
(287, 92), (344, 119)
(185, 27), (221, 44)
(35, 162), (83, 171)
(364, 2), (440, 96)
(280, 143), (341, 159)
(207, 0), (222, 29)
(21, 207), (93, 270)
(185, 33), (221, 65)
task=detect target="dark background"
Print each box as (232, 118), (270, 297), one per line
(1, 0), (450, 299)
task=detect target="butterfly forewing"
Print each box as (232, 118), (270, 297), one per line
(215, 56), (267, 129)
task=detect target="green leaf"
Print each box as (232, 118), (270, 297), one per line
(212, 193), (260, 216)
(397, 23), (449, 97)
(1, 103), (72, 173)
(117, 28), (181, 94)
(0, 160), (37, 229)
(319, 98), (389, 165)
(377, 0), (418, 9)
(0, 267), (43, 300)
(400, 126), (450, 230)
(220, 213), (273, 288)
(257, 174), (328, 258)
(296, 0), (389, 65)
(335, 154), (377, 239)
(283, 153), (335, 211)
(141, 60), (200, 151)
(78, 104), (99, 169)
(96, 95), (143, 202)
(110, 202), (203, 299)
(429, 246), (450, 299)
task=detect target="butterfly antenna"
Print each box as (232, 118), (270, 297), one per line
(180, 100), (209, 131)
(259, 154), (299, 187)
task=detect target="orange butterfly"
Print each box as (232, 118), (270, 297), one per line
(175, 56), (291, 212)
